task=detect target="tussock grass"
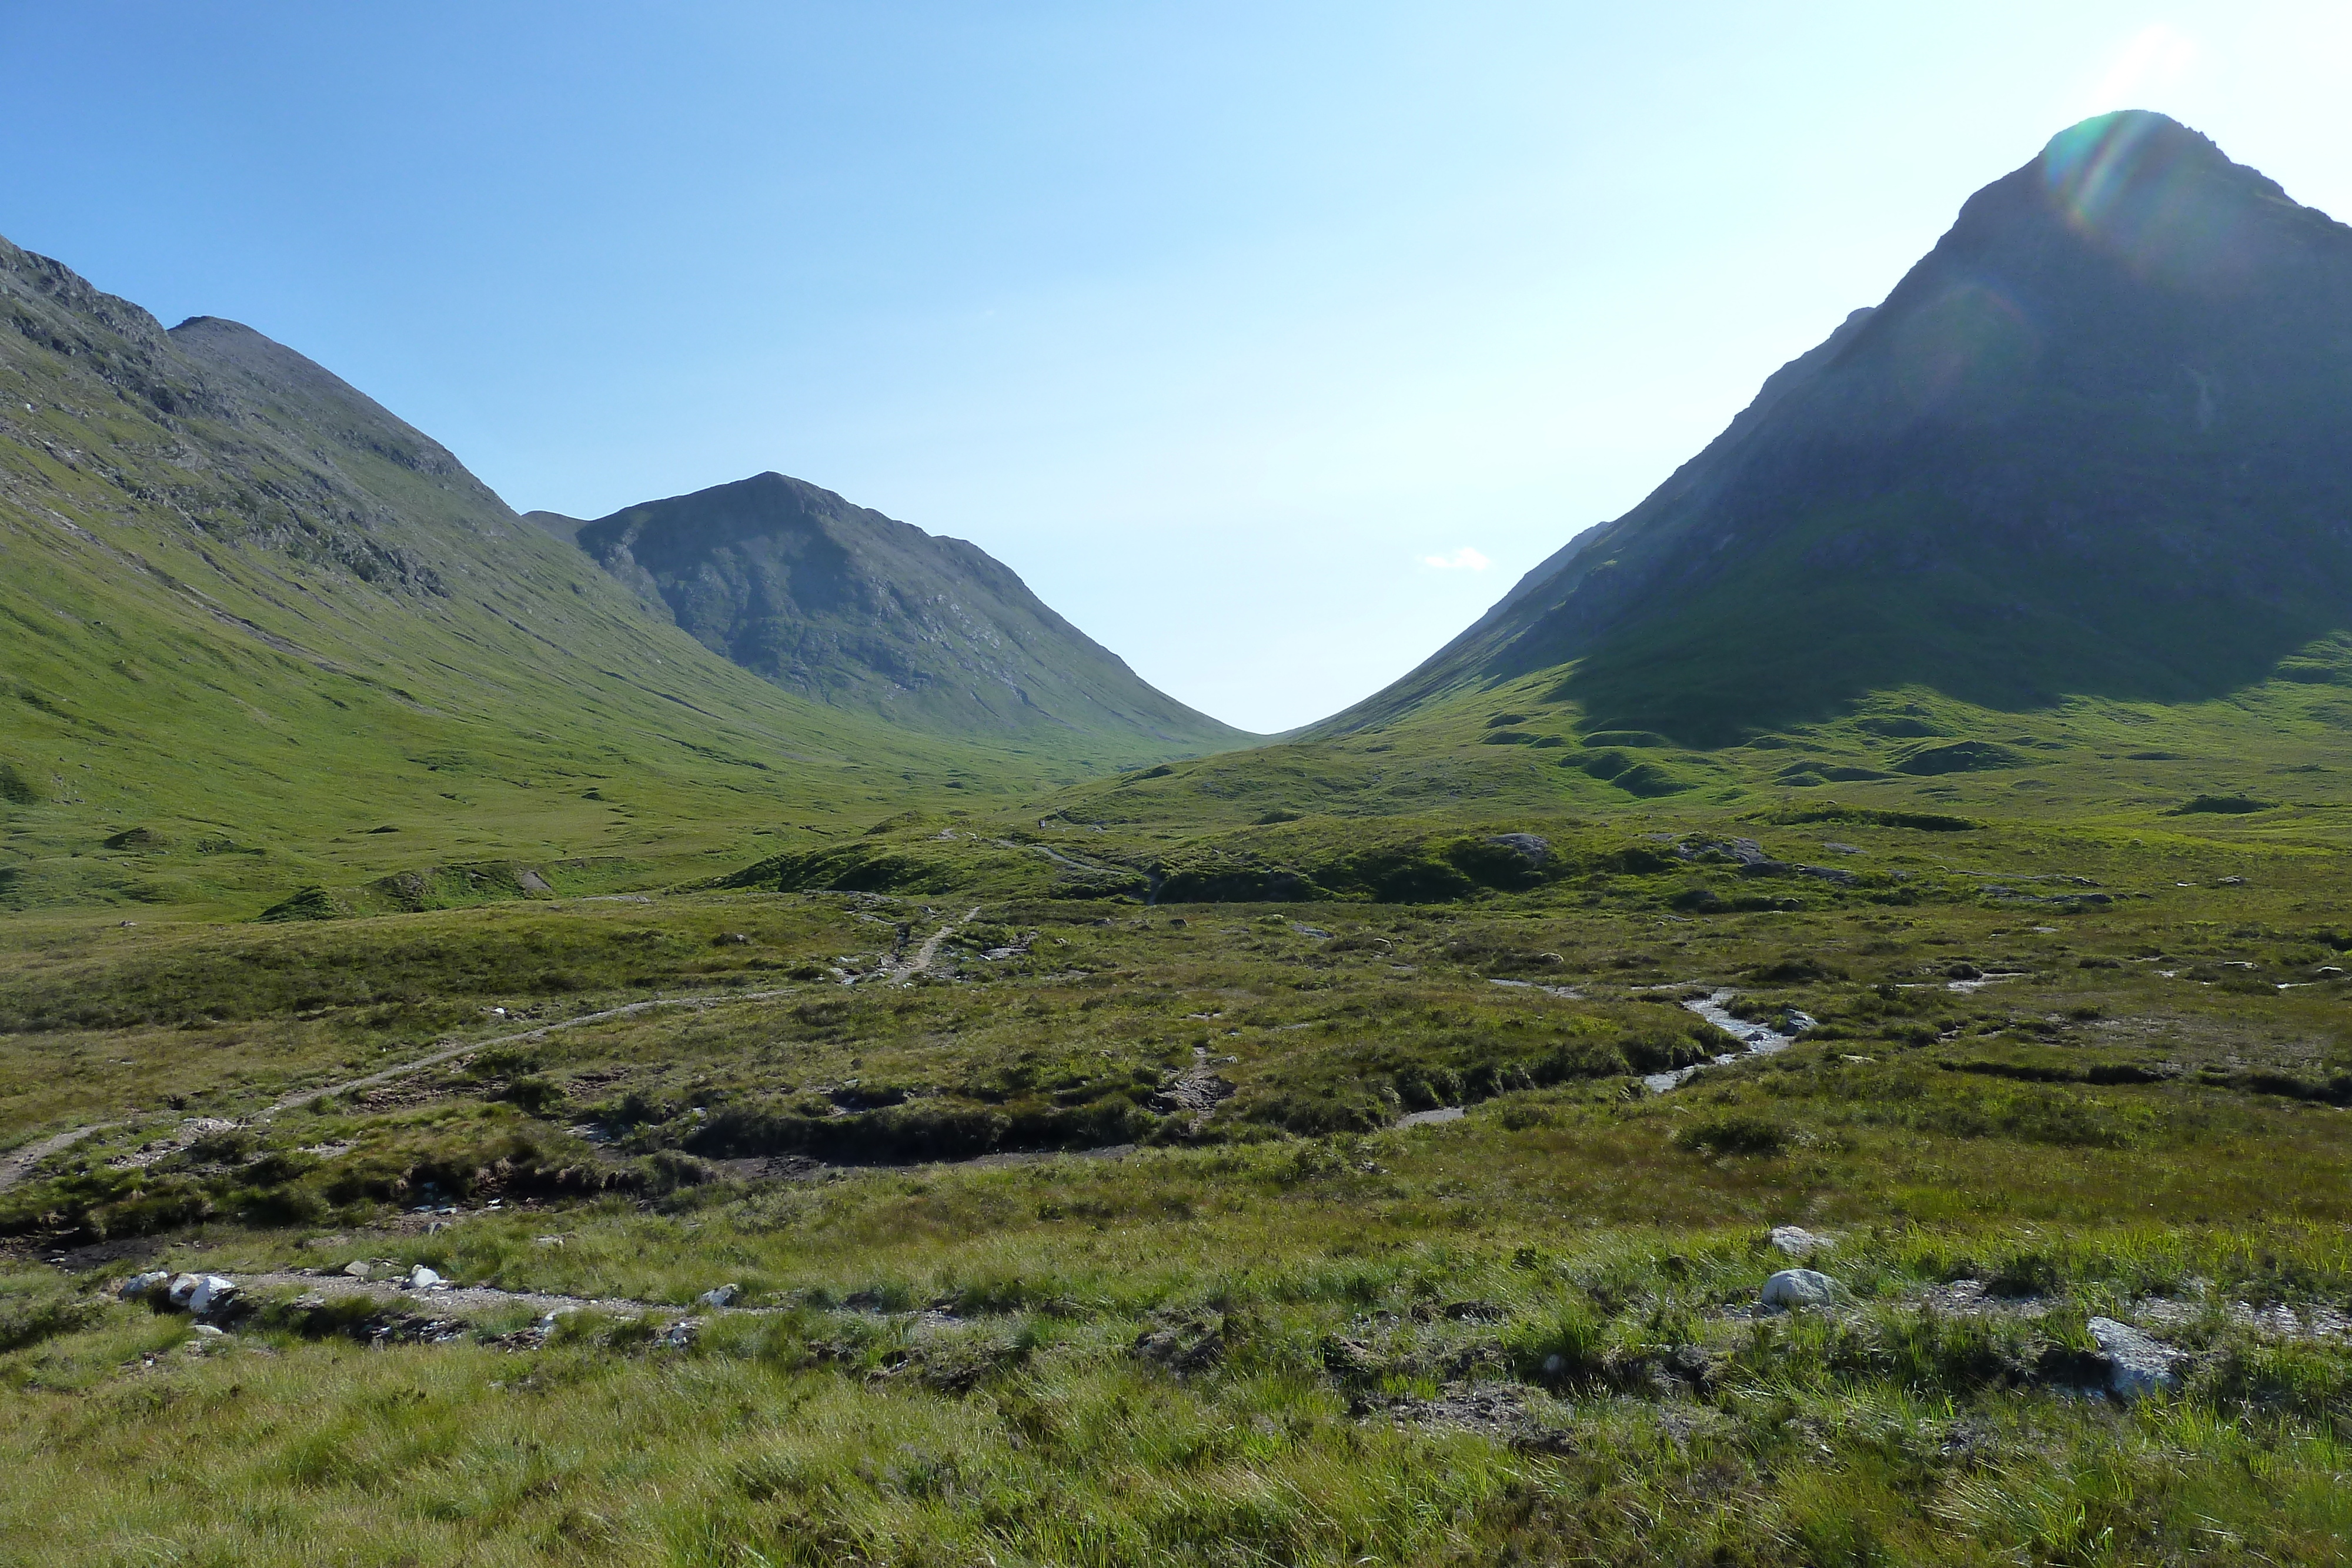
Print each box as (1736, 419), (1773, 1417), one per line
(6, 811), (2352, 1560)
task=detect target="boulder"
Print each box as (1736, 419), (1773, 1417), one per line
(406, 1265), (443, 1290)
(1485, 833), (1551, 868)
(343, 1260), (372, 1279)
(1761, 1268), (1838, 1309)
(659, 1317), (702, 1349)
(118, 1270), (172, 1302)
(165, 1273), (203, 1309)
(186, 1275), (238, 1317)
(2088, 1316), (2183, 1400)
(697, 1283), (743, 1310)
(1768, 1226), (1835, 1258)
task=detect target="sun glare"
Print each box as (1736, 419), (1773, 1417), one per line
(2087, 22), (2199, 111)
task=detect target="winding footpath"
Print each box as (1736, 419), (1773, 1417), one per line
(0, 904), (985, 1194)
(891, 906), (981, 980)
(264, 989), (803, 1115)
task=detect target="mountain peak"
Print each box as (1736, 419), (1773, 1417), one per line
(563, 473), (1252, 759)
(2039, 107), (2217, 166)
(1318, 115), (2352, 745)
(1979, 109), (2314, 280)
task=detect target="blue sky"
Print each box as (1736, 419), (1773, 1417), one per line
(5, 2), (2347, 731)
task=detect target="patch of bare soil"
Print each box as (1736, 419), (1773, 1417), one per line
(1352, 1380), (1579, 1451)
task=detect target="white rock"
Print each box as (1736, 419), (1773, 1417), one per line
(186, 1275), (238, 1316)
(407, 1265), (443, 1290)
(191, 1324), (225, 1339)
(119, 1271), (172, 1300)
(697, 1283), (742, 1309)
(165, 1272), (202, 1308)
(1769, 1226), (1835, 1258)
(2088, 1316), (2183, 1400)
(1761, 1268), (1838, 1309)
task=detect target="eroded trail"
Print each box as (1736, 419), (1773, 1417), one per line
(0, 1124), (125, 1194)
(884, 907), (981, 981)
(266, 988), (804, 1114)
(232, 1269), (744, 1321)
(0, 986), (801, 1192)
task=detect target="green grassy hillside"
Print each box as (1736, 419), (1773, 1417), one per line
(705, 633), (2352, 915)
(0, 238), (1127, 917)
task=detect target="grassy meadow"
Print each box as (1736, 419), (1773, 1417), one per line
(6, 743), (2352, 1564)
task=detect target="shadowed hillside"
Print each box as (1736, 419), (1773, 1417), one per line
(1315, 112), (2352, 745)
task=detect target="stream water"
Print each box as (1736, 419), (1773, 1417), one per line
(1644, 989), (1803, 1094)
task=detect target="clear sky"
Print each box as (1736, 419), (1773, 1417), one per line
(4, 3), (2347, 732)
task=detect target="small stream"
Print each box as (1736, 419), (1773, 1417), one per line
(1644, 988), (1804, 1094)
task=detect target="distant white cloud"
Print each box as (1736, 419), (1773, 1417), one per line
(1421, 547), (1490, 571)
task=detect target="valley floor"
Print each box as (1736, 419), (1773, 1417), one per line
(4, 809), (2351, 1565)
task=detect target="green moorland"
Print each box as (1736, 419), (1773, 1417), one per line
(6, 674), (2352, 1565)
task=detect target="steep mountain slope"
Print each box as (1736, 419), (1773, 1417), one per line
(0, 235), (1043, 912)
(1317, 111), (2352, 745)
(532, 473), (1253, 761)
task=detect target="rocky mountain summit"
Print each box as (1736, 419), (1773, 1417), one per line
(1319, 111), (2352, 743)
(535, 472), (1251, 758)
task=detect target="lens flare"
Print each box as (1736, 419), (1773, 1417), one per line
(2039, 111), (2254, 291)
